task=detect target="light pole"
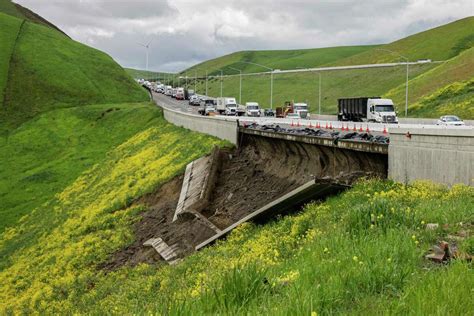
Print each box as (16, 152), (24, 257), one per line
(228, 67), (242, 104)
(238, 61), (274, 109)
(376, 48), (409, 117)
(318, 72), (322, 115)
(194, 70), (197, 93)
(218, 69), (224, 97)
(205, 70), (208, 96)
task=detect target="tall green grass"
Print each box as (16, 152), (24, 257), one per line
(2, 178), (471, 314)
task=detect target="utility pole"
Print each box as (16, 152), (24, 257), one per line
(194, 70), (197, 93)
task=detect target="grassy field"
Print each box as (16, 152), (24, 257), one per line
(0, 12), (147, 135)
(1, 175), (472, 314)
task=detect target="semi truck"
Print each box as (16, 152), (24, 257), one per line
(216, 97), (244, 116)
(275, 101), (309, 119)
(337, 97), (398, 123)
(245, 102), (261, 117)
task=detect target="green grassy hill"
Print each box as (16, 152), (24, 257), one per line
(125, 68), (171, 80)
(184, 45), (379, 76)
(175, 17), (473, 118)
(0, 6), (148, 135)
(334, 17), (474, 65)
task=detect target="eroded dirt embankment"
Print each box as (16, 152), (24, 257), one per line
(103, 135), (387, 270)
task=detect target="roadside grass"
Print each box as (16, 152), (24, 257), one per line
(192, 63), (436, 114)
(0, 15), (147, 135)
(407, 79), (474, 119)
(1, 177), (472, 314)
(0, 12), (22, 107)
(0, 102), (165, 234)
(0, 107), (227, 313)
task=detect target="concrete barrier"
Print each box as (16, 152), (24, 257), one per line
(161, 105), (238, 144)
(388, 128), (474, 186)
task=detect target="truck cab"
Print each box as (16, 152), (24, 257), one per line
(367, 98), (398, 123)
(216, 97), (238, 116)
(293, 103), (309, 119)
(245, 102), (261, 117)
(176, 87), (185, 100)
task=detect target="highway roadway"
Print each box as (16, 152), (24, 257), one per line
(152, 92), (473, 135)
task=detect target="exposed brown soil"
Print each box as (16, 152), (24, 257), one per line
(102, 134), (387, 271)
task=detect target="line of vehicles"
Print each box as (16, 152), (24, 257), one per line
(139, 79), (466, 125)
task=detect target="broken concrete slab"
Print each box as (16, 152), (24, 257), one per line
(143, 238), (181, 264)
(173, 146), (221, 222)
(195, 178), (349, 251)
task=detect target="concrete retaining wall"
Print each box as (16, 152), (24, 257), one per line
(388, 128), (474, 186)
(161, 106), (238, 144)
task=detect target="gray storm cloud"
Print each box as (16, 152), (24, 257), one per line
(15, 0), (474, 72)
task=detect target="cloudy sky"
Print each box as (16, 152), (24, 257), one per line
(16, 0), (473, 72)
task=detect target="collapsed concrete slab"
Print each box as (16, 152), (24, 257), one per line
(143, 238), (181, 265)
(195, 178), (349, 251)
(173, 146), (221, 222)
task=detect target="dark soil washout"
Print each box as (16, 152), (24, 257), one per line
(102, 134), (387, 270)
(100, 175), (217, 271)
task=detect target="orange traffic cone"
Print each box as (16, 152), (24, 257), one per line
(297, 120), (301, 127)
(291, 120), (294, 127)
(353, 124), (357, 132)
(325, 122), (328, 129)
(341, 123), (345, 131)
(359, 125), (363, 132)
(316, 122), (320, 129)
(329, 122), (333, 129)
(309, 121), (313, 128)
(383, 126), (388, 134)
(366, 125), (370, 133)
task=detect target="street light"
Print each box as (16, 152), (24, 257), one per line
(205, 70), (208, 96)
(228, 66), (242, 104)
(194, 70), (197, 93)
(376, 48), (409, 117)
(217, 69), (224, 97)
(238, 61), (274, 109)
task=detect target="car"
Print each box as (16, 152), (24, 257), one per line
(263, 108), (275, 117)
(436, 115), (465, 126)
(189, 95), (200, 106)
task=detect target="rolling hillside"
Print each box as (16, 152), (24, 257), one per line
(183, 45), (379, 76)
(172, 17), (474, 117)
(0, 5), (148, 135)
(0, 2), (472, 314)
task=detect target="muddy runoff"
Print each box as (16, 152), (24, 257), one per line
(102, 134), (387, 270)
